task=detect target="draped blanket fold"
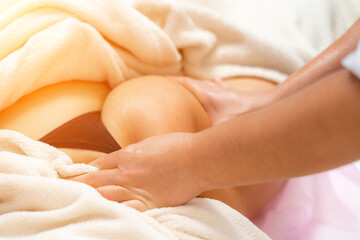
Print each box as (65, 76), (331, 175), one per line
(0, 0), (312, 112)
(0, 129), (270, 239)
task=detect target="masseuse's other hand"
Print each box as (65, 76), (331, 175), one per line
(71, 133), (204, 212)
(169, 76), (271, 125)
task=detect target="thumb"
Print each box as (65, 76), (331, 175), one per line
(166, 76), (210, 103)
(212, 76), (225, 85)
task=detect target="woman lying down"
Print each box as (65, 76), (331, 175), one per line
(0, 75), (282, 219)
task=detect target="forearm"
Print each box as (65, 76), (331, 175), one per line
(192, 69), (360, 190)
(268, 18), (360, 103)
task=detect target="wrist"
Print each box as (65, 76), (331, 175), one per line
(186, 130), (219, 192)
(245, 89), (278, 112)
(260, 86), (284, 105)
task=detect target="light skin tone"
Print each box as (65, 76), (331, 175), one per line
(0, 73), (281, 217)
(72, 67), (360, 212)
(195, 68), (360, 187)
(72, 76), (282, 215)
(72, 18), (360, 211)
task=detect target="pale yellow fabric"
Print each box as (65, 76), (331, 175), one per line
(0, 129), (270, 239)
(0, 0), (317, 112)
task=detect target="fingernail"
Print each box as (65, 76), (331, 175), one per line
(213, 76), (223, 83)
(124, 145), (136, 153)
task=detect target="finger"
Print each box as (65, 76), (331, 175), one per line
(166, 76), (204, 90)
(166, 76), (208, 100)
(121, 199), (149, 212)
(169, 75), (221, 93)
(166, 75), (192, 85)
(96, 185), (136, 202)
(70, 169), (120, 188)
(168, 75), (217, 87)
(89, 150), (125, 170)
(212, 76), (224, 85)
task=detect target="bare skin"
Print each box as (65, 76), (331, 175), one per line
(197, 77), (283, 219)
(71, 19), (360, 212)
(87, 76), (283, 217)
(0, 73), (281, 218)
(72, 67), (360, 214)
(194, 68), (360, 188)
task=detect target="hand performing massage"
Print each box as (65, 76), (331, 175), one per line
(0, 73), (280, 217)
(68, 18), (360, 214)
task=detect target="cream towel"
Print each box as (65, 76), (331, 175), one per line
(0, 129), (270, 239)
(178, 0), (360, 54)
(0, 0), (320, 112)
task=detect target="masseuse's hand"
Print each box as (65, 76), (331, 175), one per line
(169, 76), (272, 125)
(71, 132), (204, 212)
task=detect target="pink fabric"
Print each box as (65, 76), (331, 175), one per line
(253, 164), (360, 240)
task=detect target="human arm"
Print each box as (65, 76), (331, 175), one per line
(192, 68), (360, 189)
(71, 20), (360, 211)
(72, 68), (360, 211)
(268, 18), (360, 103)
(173, 18), (360, 125)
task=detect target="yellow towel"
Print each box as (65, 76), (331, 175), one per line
(0, 0), (310, 112)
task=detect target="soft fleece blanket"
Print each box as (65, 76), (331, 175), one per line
(0, 0), (315, 111)
(0, 130), (270, 239)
